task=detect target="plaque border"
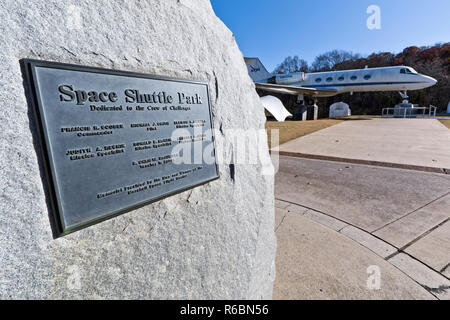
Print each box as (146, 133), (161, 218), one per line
(22, 58), (220, 237)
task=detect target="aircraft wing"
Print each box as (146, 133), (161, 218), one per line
(254, 83), (338, 97)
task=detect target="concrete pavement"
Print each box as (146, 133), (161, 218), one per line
(275, 156), (450, 299)
(274, 207), (435, 300)
(277, 119), (450, 171)
(275, 156), (450, 232)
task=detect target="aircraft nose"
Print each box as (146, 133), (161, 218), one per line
(424, 75), (437, 85)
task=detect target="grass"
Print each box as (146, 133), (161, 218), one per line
(439, 119), (450, 129)
(266, 118), (449, 149)
(265, 119), (343, 148)
(335, 115), (380, 119)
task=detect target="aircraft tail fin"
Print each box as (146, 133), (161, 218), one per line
(244, 57), (271, 83)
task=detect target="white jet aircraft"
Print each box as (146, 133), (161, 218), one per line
(245, 57), (437, 121)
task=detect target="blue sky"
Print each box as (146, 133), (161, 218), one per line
(210, 0), (450, 72)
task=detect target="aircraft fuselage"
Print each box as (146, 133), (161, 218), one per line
(271, 66), (437, 97)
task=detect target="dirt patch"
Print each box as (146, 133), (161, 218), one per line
(265, 120), (343, 148)
(438, 119), (450, 129)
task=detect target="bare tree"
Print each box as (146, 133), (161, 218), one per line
(311, 50), (361, 71)
(273, 55), (309, 74)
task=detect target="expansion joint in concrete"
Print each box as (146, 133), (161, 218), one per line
(371, 191), (450, 233)
(275, 197), (450, 297)
(397, 218), (449, 253)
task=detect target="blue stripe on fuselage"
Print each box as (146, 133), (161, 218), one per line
(307, 81), (427, 88)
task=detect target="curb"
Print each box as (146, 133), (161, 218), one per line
(273, 151), (449, 174)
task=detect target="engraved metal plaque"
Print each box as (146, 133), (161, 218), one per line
(24, 59), (219, 236)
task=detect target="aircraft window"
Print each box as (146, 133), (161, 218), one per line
(326, 77), (333, 82)
(315, 78), (322, 83)
(364, 75), (371, 80)
(338, 76), (345, 81)
(350, 75), (357, 80)
(400, 69), (406, 74)
(408, 68), (418, 74)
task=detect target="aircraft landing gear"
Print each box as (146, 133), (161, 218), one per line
(312, 98), (318, 120)
(399, 91), (409, 99)
(399, 91), (409, 104)
(293, 103), (308, 121)
(293, 94), (307, 121)
(293, 96), (318, 121)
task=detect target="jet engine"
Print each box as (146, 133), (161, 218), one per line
(268, 72), (305, 85)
